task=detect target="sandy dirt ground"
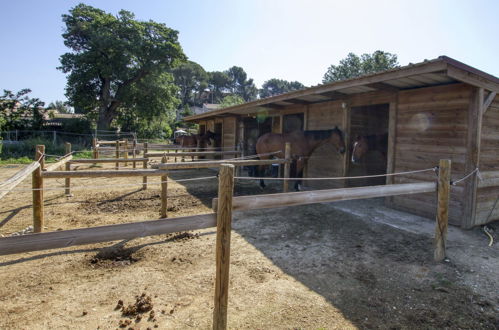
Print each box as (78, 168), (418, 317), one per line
(0, 162), (498, 329)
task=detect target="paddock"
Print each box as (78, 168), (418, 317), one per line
(0, 158), (497, 329)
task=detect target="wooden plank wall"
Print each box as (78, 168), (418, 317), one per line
(391, 84), (471, 225)
(306, 101), (345, 189)
(476, 94), (499, 224)
(222, 117), (237, 158)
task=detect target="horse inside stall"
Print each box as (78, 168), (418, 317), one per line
(351, 133), (388, 163)
(255, 127), (346, 191)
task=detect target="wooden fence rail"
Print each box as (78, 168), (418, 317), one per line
(0, 213), (216, 256)
(42, 169), (168, 179)
(145, 151), (241, 158)
(156, 158), (290, 170)
(212, 182), (437, 212)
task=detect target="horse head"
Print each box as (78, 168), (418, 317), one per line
(330, 126), (346, 154)
(351, 135), (368, 163)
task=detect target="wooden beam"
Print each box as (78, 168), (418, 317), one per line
(447, 66), (499, 93)
(463, 87), (484, 228)
(0, 213), (216, 256)
(156, 158), (289, 170)
(366, 82), (399, 92)
(285, 98), (310, 105)
(483, 91), (497, 114)
(213, 165), (234, 330)
(69, 158), (148, 164)
(45, 155), (73, 172)
(42, 169), (169, 179)
(213, 182), (436, 212)
(317, 91), (347, 99)
(434, 159), (451, 261)
(145, 151), (241, 158)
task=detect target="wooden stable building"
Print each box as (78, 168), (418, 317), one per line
(184, 56), (499, 228)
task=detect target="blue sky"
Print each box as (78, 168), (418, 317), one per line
(0, 0), (498, 104)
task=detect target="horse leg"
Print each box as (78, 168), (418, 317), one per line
(259, 165), (266, 189)
(294, 158), (304, 191)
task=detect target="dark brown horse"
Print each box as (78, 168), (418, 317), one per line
(178, 132), (214, 148)
(351, 133), (388, 163)
(255, 127), (346, 190)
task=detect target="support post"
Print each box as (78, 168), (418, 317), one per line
(115, 140), (120, 170)
(213, 164), (234, 330)
(33, 145), (45, 233)
(160, 155), (168, 218)
(132, 139), (137, 169)
(434, 159), (451, 262)
(65, 142), (72, 196)
(124, 139), (128, 167)
(283, 142), (291, 193)
(142, 142), (148, 190)
(92, 138), (98, 166)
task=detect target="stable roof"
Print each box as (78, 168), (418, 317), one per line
(184, 56), (499, 121)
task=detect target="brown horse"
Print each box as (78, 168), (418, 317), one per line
(351, 133), (388, 163)
(255, 127), (346, 191)
(178, 132), (215, 148)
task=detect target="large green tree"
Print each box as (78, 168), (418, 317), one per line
(322, 51), (399, 83)
(59, 4), (186, 130)
(259, 78), (306, 98)
(171, 60), (208, 110)
(225, 66), (258, 101)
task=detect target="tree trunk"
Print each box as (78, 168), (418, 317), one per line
(97, 107), (113, 130)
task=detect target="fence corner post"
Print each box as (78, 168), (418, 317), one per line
(213, 164), (234, 330)
(435, 159), (451, 262)
(33, 145), (45, 233)
(283, 142), (291, 193)
(160, 155), (168, 218)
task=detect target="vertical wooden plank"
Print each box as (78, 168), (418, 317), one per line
(213, 164), (234, 330)
(385, 99), (398, 206)
(160, 155), (168, 218)
(435, 159), (451, 261)
(124, 139), (128, 167)
(463, 87), (484, 228)
(142, 142), (148, 190)
(132, 139), (137, 169)
(341, 101), (351, 187)
(33, 145), (45, 233)
(65, 142), (72, 196)
(283, 142), (291, 193)
(115, 141), (120, 170)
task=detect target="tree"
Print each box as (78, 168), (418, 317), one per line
(225, 66), (258, 102)
(322, 51), (399, 83)
(219, 95), (244, 109)
(259, 78), (306, 98)
(171, 61), (208, 111)
(207, 71), (230, 103)
(0, 89), (46, 130)
(59, 4), (186, 130)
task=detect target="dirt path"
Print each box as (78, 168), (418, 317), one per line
(0, 164), (497, 329)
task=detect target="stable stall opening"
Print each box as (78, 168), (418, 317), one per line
(242, 116), (272, 155)
(283, 113), (304, 133)
(348, 104), (389, 187)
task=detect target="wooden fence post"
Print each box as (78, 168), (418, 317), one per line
(142, 142), (148, 190)
(65, 142), (72, 196)
(435, 159), (451, 262)
(124, 139), (129, 167)
(160, 155), (168, 218)
(115, 140), (120, 170)
(132, 139), (137, 169)
(283, 142), (291, 193)
(33, 145), (45, 233)
(92, 138), (98, 166)
(213, 164), (234, 330)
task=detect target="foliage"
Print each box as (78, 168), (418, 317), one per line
(219, 95), (245, 108)
(225, 66), (258, 101)
(0, 89), (46, 131)
(0, 137), (86, 161)
(47, 100), (72, 114)
(60, 117), (92, 134)
(207, 71), (230, 103)
(171, 61), (208, 110)
(322, 51), (399, 83)
(59, 4), (186, 130)
(259, 78), (306, 98)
